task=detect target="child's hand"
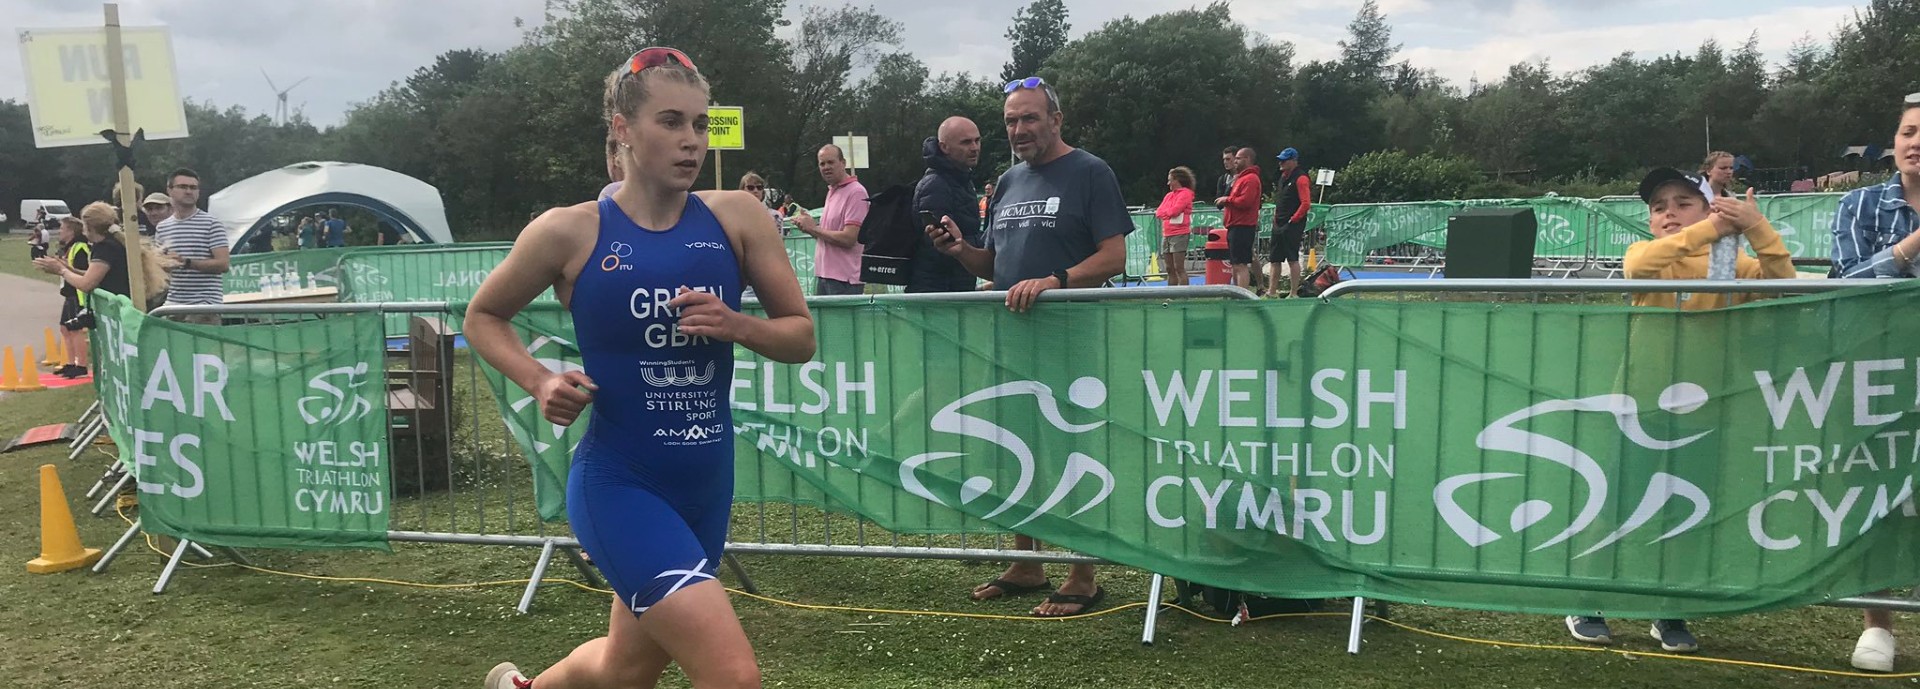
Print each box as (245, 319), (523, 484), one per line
(1710, 188), (1761, 234)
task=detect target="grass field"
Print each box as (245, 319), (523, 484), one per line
(2, 382), (1910, 688)
(0, 233), (59, 284)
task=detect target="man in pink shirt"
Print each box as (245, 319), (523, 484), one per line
(789, 144), (868, 295)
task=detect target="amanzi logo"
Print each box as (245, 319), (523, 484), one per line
(657, 423), (725, 441)
(298, 363), (376, 427)
(900, 378), (1116, 529)
(1435, 384), (1714, 558)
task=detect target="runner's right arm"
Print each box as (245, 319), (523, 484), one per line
(466, 206), (597, 426)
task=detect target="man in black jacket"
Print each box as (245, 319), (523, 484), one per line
(909, 116), (984, 292)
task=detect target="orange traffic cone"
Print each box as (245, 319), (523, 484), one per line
(13, 347), (45, 392)
(27, 464), (100, 573)
(0, 346), (19, 391)
(40, 328), (60, 367)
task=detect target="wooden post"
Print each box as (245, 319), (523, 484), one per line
(104, 3), (149, 311)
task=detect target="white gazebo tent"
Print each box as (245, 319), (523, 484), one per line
(208, 161), (455, 250)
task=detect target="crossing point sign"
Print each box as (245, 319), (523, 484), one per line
(708, 106), (744, 150)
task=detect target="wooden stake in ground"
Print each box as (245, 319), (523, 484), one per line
(104, 3), (150, 312)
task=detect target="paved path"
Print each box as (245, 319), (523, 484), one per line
(0, 271), (69, 368)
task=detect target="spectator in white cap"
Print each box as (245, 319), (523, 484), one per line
(138, 193), (168, 237)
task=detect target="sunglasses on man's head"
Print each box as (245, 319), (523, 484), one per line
(1003, 76), (1045, 94)
(627, 47), (697, 75)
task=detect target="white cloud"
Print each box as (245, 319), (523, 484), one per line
(0, 0), (1874, 127)
(1398, 3), (1858, 86)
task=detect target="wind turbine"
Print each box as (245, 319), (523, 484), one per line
(261, 69), (310, 126)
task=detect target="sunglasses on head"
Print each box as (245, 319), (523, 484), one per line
(1003, 76), (1045, 94)
(627, 47), (697, 75)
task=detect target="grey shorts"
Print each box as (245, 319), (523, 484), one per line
(1160, 234), (1191, 254)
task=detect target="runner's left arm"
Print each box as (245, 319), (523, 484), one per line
(680, 191), (815, 364)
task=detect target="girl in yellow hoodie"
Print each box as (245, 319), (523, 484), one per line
(1623, 167), (1797, 309)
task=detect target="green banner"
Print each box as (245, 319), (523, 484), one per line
(335, 245), (520, 304)
(225, 243), (509, 295)
(785, 234), (817, 297)
(470, 283), (1920, 617)
(1315, 194), (1843, 267)
(91, 293), (393, 549)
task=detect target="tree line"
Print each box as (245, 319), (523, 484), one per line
(3, 0), (1916, 238)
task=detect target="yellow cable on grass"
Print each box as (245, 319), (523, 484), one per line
(107, 504), (1918, 679)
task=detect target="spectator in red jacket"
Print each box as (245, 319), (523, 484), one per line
(1155, 166), (1196, 286)
(1269, 147), (1312, 297)
(1212, 147), (1262, 290)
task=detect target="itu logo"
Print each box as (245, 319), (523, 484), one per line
(601, 241), (634, 272)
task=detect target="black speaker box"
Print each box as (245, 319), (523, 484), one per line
(1444, 208), (1536, 279)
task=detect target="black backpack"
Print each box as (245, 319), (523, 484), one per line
(858, 185), (917, 286)
(1174, 580), (1326, 620)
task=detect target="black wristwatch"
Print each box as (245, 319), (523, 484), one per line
(1052, 269), (1069, 288)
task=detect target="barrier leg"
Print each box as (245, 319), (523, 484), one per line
(67, 416), (105, 461)
(722, 553), (759, 596)
(84, 464), (122, 500)
(213, 546), (252, 567)
(1347, 597), (1367, 655)
(186, 541), (215, 561)
(67, 402), (100, 450)
(153, 539), (192, 594)
(1141, 573), (1166, 646)
(89, 471), (134, 516)
(517, 539), (557, 615)
(93, 519), (142, 574)
(560, 546), (604, 590)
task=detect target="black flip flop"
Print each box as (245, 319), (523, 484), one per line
(1033, 586), (1106, 618)
(974, 577), (1053, 600)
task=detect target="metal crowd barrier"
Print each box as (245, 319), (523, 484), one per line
(1316, 276), (1920, 630)
(84, 281), (1920, 657)
(91, 287), (1253, 616)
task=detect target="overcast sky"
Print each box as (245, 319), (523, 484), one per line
(2, 0), (1865, 127)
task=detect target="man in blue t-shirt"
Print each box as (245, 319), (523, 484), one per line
(323, 209), (348, 247)
(926, 76), (1132, 619)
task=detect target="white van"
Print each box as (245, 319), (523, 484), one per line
(19, 200), (71, 227)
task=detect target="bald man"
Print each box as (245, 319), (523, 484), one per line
(908, 116), (985, 292)
(1214, 147), (1263, 290)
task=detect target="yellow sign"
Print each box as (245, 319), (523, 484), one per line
(17, 26), (189, 148)
(707, 106), (745, 150)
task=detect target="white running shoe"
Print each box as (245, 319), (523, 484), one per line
(1853, 628), (1896, 673)
(486, 662), (532, 689)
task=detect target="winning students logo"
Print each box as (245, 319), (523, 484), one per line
(642, 361), (716, 387)
(1434, 383), (1714, 558)
(900, 378), (1116, 529)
